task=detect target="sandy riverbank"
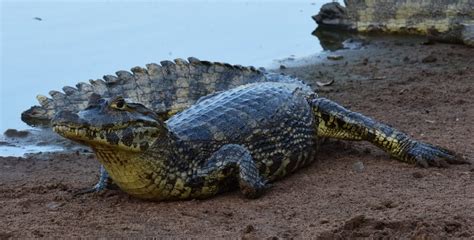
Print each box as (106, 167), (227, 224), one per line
(1, 36), (473, 239)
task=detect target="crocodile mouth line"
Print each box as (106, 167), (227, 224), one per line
(54, 120), (156, 131)
(52, 125), (108, 142)
(53, 122), (156, 140)
(53, 125), (95, 137)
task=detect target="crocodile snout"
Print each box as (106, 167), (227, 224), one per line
(52, 110), (88, 127)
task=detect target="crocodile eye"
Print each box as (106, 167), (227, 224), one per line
(111, 97), (126, 110)
(116, 99), (125, 108)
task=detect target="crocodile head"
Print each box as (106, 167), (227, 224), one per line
(52, 96), (164, 152)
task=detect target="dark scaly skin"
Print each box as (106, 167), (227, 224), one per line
(52, 81), (468, 201)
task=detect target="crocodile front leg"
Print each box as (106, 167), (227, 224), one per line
(310, 97), (469, 167)
(74, 165), (117, 196)
(191, 144), (269, 199)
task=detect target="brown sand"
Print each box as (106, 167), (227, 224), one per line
(1, 37), (473, 239)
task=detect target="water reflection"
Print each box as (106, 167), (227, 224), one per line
(312, 26), (358, 51)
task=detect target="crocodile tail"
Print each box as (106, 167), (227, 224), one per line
(21, 57), (268, 127)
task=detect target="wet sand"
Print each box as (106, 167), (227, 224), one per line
(1, 37), (473, 239)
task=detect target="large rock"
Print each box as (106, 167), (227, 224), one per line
(312, 2), (352, 29)
(313, 1), (474, 46)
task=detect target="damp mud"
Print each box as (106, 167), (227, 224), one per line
(1, 37), (473, 238)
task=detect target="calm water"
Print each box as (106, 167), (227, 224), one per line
(1, 1), (326, 133)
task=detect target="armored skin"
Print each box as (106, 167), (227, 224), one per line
(52, 80), (468, 201)
(21, 58), (270, 127)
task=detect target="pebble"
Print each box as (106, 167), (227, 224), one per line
(327, 55), (344, 60)
(243, 224), (255, 233)
(412, 172), (424, 178)
(352, 161), (365, 173)
(362, 58), (369, 65)
(4, 129), (30, 138)
(46, 201), (62, 210)
(421, 55), (437, 63)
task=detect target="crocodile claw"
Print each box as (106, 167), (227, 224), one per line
(73, 187), (100, 197)
(407, 141), (470, 168)
(72, 182), (120, 197)
(239, 178), (272, 199)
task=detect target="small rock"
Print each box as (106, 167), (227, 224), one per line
(362, 58), (369, 65)
(352, 161), (365, 173)
(421, 55), (437, 63)
(243, 224), (255, 233)
(373, 221), (386, 230)
(399, 89), (408, 95)
(343, 215), (367, 230)
(412, 172), (424, 179)
(420, 39), (435, 45)
(4, 129), (29, 138)
(0, 141), (14, 147)
(223, 211), (233, 217)
(279, 65), (287, 70)
(327, 55), (344, 60)
(381, 200), (397, 208)
(320, 219), (329, 224)
(444, 221), (462, 233)
(316, 79), (334, 87)
(46, 201), (62, 210)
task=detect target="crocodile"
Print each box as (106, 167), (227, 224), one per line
(50, 63), (469, 200)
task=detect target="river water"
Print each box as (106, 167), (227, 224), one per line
(1, 1), (329, 156)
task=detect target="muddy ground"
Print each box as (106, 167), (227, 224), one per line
(1, 37), (473, 239)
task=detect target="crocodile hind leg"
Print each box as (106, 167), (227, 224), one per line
(309, 97), (469, 167)
(195, 144), (268, 199)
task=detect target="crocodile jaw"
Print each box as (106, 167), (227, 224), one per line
(52, 106), (162, 153)
(53, 123), (159, 152)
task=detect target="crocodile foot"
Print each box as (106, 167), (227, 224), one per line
(239, 179), (271, 199)
(407, 141), (471, 168)
(73, 165), (119, 196)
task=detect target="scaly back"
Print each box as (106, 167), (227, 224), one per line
(21, 57), (269, 127)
